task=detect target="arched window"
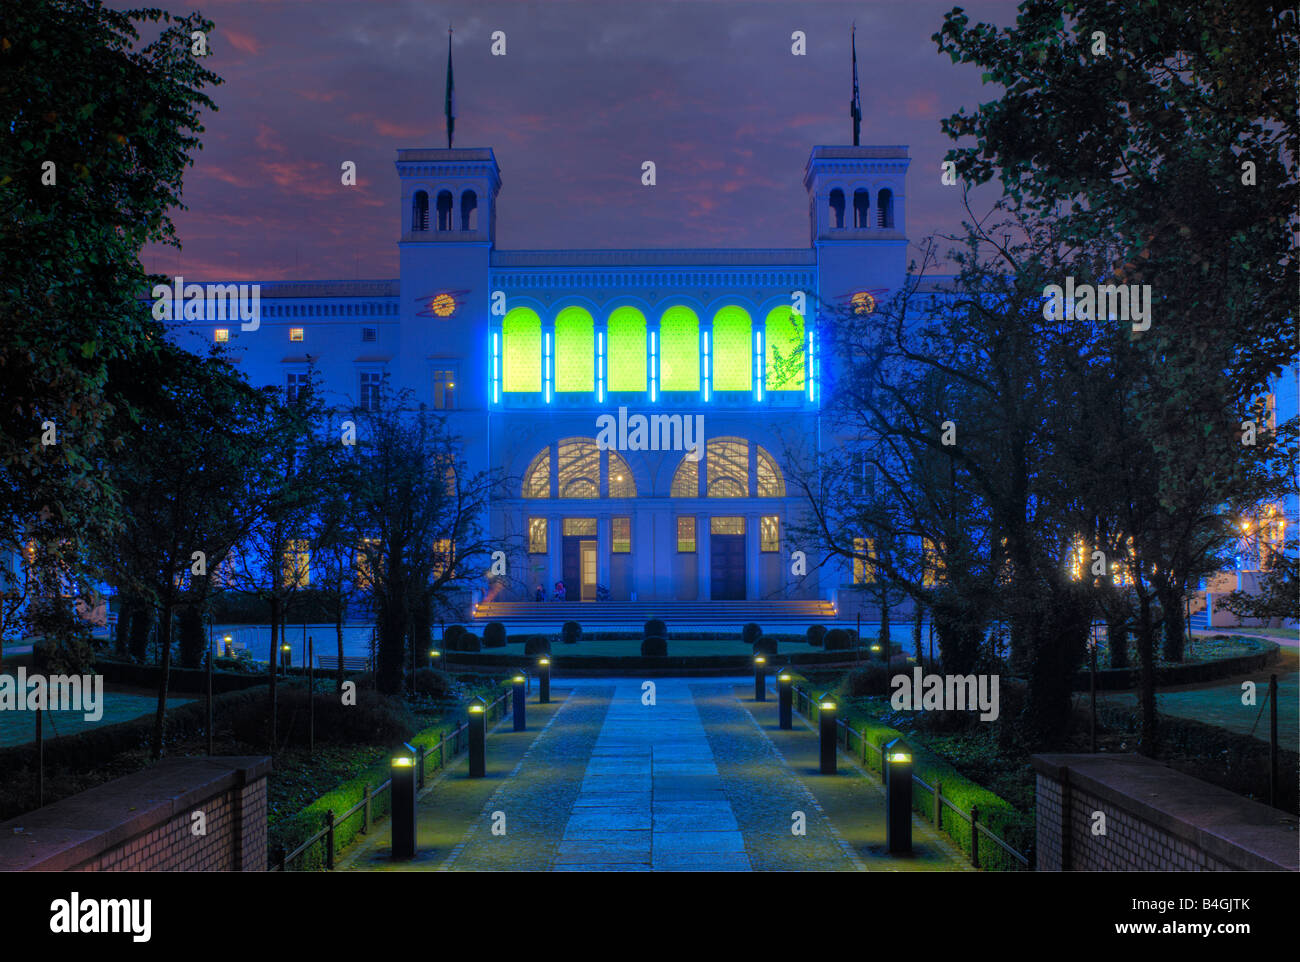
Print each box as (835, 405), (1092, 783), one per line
(460, 190), (477, 230)
(764, 305), (805, 392)
(503, 307), (541, 393)
(436, 190), (453, 231)
(670, 457), (698, 497)
(554, 306), (594, 393)
(608, 451), (636, 498)
(853, 189), (870, 228)
(757, 447), (785, 496)
(659, 306), (699, 392)
(711, 306), (752, 392)
(829, 189), (845, 229)
(558, 439), (599, 498)
(607, 306), (646, 392)
(877, 188), (894, 229)
(412, 190), (429, 231)
(522, 449), (550, 498)
(707, 439), (748, 497)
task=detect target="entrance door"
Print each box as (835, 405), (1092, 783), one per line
(560, 518), (597, 601)
(581, 541), (597, 600)
(710, 517), (746, 600)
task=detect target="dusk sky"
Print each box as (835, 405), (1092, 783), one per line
(132, 0), (1018, 281)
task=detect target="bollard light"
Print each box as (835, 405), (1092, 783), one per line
(754, 655), (768, 702)
(818, 693), (838, 774)
(429, 648), (442, 665)
(870, 643), (884, 663)
(512, 674), (527, 732)
(222, 634), (233, 658)
(537, 656), (551, 704)
(777, 672), (793, 729)
(280, 642), (292, 674)
(467, 697), (487, 778)
(885, 737), (913, 854)
(390, 748), (417, 859)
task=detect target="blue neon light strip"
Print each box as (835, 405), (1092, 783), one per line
(491, 331), (500, 404)
(807, 329), (815, 402)
(649, 331), (657, 402)
(596, 331), (605, 403)
(544, 331), (552, 403)
(754, 330), (764, 402)
(702, 330), (711, 402)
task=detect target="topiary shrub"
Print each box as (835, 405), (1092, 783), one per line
(413, 667), (453, 698)
(443, 624), (466, 648)
(641, 636), (668, 656)
(562, 621), (582, 645)
(806, 624), (827, 647)
(644, 618), (667, 639)
(752, 637), (778, 656)
(458, 632), (482, 653)
(824, 628), (851, 651)
(841, 662), (891, 697)
(742, 623), (763, 646)
(523, 635), (551, 656)
(483, 622), (507, 648)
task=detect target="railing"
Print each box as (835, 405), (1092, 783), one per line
(271, 688), (513, 871)
(790, 685), (1030, 871)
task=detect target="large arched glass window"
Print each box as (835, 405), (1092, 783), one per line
(555, 306), (594, 393)
(707, 439), (748, 497)
(608, 451), (636, 498)
(522, 449), (550, 498)
(659, 306), (699, 392)
(503, 307), (541, 393)
(765, 305), (805, 392)
(757, 447), (785, 496)
(558, 439), (600, 498)
(670, 458), (698, 497)
(607, 306), (647, 392)
(711, 306), (751, 392)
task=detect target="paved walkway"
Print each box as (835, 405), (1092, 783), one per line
(338, 677), (969, 872)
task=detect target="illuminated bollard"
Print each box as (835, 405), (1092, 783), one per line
(468, 697), (487, 778)
(390, 750), (417, 859)
(777, 672), (793, 730)
(222, 634), (233, 659)
(754, 655), (767, 702)
(280, 643), (291, 674)
(512, 674), (527, 732)
(885, 738), (913, 853)
(870, 643), (885, 663)
(538, 657), (551, 704)
(818, 693), (838, 775)
(429, 648), (442, 669)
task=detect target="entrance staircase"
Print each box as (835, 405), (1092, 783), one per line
(470, 599), (836, 628)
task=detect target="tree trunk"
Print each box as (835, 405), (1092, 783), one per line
(149, 603), (173, 759)
(1159, 585), (1186, 662)
(335, 596), (345, 694)
(912, 602), (924, 664)
(878, 594), (891, 651)
(268, 595), (280, 753)
(1107, 614), (1129, 670)
(1136, 592), (1158, 755)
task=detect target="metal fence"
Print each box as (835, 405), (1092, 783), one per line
(790, 685), (1030, 870)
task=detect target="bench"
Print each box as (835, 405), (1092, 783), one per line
(316, 655), (372, 672)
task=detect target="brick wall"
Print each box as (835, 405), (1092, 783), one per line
(0, 756), (270, 872)
(1033, 753), (1298, 872)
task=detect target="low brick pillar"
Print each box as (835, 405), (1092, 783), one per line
(1032, 753), (1298, 872)
(0, 756), (271, 872)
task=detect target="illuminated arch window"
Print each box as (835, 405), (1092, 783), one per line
(522, 449), (550, 498)
(608, 451), (636, 498)
(712, 306), (752, 392)
(757, 447), (785, 496)
(659, 306), (699, 392)
(607, 306), (647, 392)
(707, 439), (748, 497)
(555, 306), (594, 393)
(503, 307), (541, 393)
(670, 458), (698, 497)
(765, 306), (805, 392)
(558, 439), (600, 498)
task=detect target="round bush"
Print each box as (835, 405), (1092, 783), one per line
(483, 622), (507, 648)
(806, 624), (827, 647)
(458, 632), (482, 653)
(413, 667), (453, 698)
(443, 624), (466, 647)
(742, 623), (763, 646)
(843, 663), (890, 697)
(644, 618), (667, 639)
(824, 628), (852, 651)
(752, 637), (778, 656)
(641, 636), (668, 657)
(523, 635), (552, 656)
(562, 621), (582, 645)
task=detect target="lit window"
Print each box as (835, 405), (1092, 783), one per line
(563, 518), (597, 537)
(214, 328), (229, 343)
(707, 439), (748, 497)
(853, 537), (875, 584)
(765, 306), (805, 391)
(712, 306), (752, 392)
(558, 440), (600, 498)
(432, 539), (453, 579)
(432, 368), (456, 410)
(503, 307), (542, 393)
(757, 448), (785, 497)
(523, 449), (551, 498)
(710, 517), (745, 535)
(607, 306), (647, 392)
(612, 517), (631, 553)
(923, 537), (943, 587)
(670, 458), (698, 497)
(282, 540), (310, 589)
(290, 327), (304, 342)
(659, 306), (700, 392)
(761, 516), (780, 553)
(354, 538), (380, 589)
(677, 517), (696, 553)
(528, 518), (548, 554)
(608, 451), (636, 498)
(554, 306), (595, 393)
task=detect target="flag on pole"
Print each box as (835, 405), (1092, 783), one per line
(445, 28), (456, 148)
(850, 23), (862, 146)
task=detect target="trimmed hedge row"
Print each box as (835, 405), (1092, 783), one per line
(441, 649), (868, 671)
(1066, 638), (1277, 691)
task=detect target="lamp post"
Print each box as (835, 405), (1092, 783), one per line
(753, 655), (767, 702)
(777, 672), (793, 729)
(537, 656), (551, 704)
(467, 697), (487, 778)
(884, 738), (913, 854)
(390, 747), (417, 859)
(222, 633), (233, 659)
(512, 674), (527, 731)
(818, 693), (838, 774)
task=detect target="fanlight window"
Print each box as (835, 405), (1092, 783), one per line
(757, 448), (785, 496)
(707, 439), (749, 497)
(670, 458), (698, 497)
(559, 439), (600, 498)
(608, 450), (636, 498)
(522, 449), (550, 498)
(523, 441), (639, 499)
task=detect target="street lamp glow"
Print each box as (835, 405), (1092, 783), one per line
(778, 673), (792, 682)
(468, 704), (484, 714)
(512, 674), (525, 684)
(391, 757), (414, 767)
(820, 700), (836, 711)
(538, 657), (550, 667)
(888, 752), (912, 764)
(754, 655), (767, 665)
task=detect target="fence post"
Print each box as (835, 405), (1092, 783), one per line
(417, 746), (426, 790)
(969, 805), (980, 869)
(934, 780), (942, 830)
(362, 785), (371, 833)
(324, 810), (335, 870)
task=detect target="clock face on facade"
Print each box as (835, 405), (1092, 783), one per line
(431, 293), (456, 316)
(416, 290), (470, 318)
(851, 291), (876, 315)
